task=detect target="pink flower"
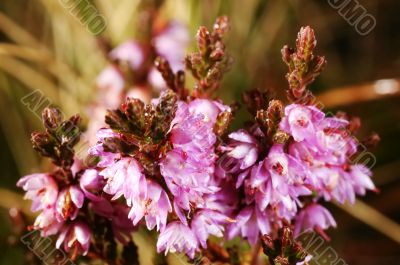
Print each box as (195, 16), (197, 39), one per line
(263, 144), (306, 189)
(160, 100), (226, 211)
(100, 157), (147, 205)
(161, 148), (219, 212)
(56, 185), (85, 221)
(154, 22), (189, 72)
(227, 206), (271, 245)
(17, 173), (58, 212)
(349, 164), (375, 196)
(56, 221), (91, 256)
(33, 207), (63, 237)
(109, 40), (144, 70)
(249, 145), (311, 218)
(79, 169), (104, 201)
(315, 117), (356, 164)
(157, 222), (198, 259)
(128, 181), (172, 231)
(96, 66), (125, 109)
(280, 104), (324, 142)
(294, 204), (336, 236)
(191, 210), (228, 248)
(220, 129), (259, 173)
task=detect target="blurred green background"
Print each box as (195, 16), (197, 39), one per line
(0, 0), (399, 264)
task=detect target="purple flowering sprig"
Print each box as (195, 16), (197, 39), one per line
(219, 26), (379, 264)
(16, 16), (381, 264)
(18, 107), (138, 264)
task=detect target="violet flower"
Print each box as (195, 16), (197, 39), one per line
(33, 207), (64, 237)
(128, 181), (172, 232)
(79, 168), (104, 201)
(220, 129), (259, 174)
(100, 157), (147, 205)
(56, 185), (85, 221)
(17, 173), (58, 212)
(157, 221), (198, 259)
(294, 204), (336, 236)
(56, 221), (91, 257)
(191, 210), (228, 248)
(227, 206), (271, 245)
(280, 104), (324, 142)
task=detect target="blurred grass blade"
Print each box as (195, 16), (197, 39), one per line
(0, 55), (59, 102)
(0, 11), (42, 48)
(336, 200), (400, 244)
(0, 43), (90, 103)
(317, 79), (400, 108)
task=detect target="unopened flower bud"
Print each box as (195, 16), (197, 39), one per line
(197, 26), (211, 57)
(296, 26), (316, 62)
(42, 107), (63, 130)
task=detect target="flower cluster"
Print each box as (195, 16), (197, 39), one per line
(17, 16), (378, 265)
(18, 108), (135, 261)
(222, 102), (375, 244)
(91, 88), (234, 258)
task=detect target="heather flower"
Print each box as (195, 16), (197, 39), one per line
(191, 210), (229, 248)
(249, 145), (311, 219)
(280, 104), (324, 142)
(262, 144), (307, 189)
(109, 40), (145, 70)
(157, 222), (198, 259)
(128, 181), (172, 231)
(160, 99), (227, 213)
(33, 207), (64, 237)
(100, 157), (147, 205)
(56, 221), (91, 257)
(154, 22), (189, 71)
(294, 204), (336, 236)
(96, 66), (126, 109)
(348, 164), (375, 196)
(315, 117), (357, 164)
(220, 129), (259, 173)
(56, 185), (85, 221)
(79, 168), (104, 201)
(17, 173), (58, 212)
(227, 206), (271, 245)
(288, 129), (375, 205)
(160, 148), (219, 213)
